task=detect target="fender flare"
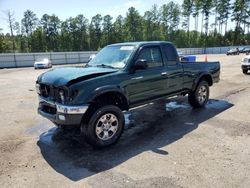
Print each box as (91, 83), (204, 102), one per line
(192, 73), (213, 91)
(85, 85), (129, 108)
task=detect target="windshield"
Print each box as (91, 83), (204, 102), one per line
(88, 45), (136, 69)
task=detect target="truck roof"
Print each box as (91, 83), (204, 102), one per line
(108, 41), (173, 47)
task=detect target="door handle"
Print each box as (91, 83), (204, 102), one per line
(131, 76), (143, 80)
(161, 72), (167, 76)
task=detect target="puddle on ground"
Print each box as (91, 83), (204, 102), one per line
(124, 113), (131, 125)
(28, 99), (232, 148)
(165, 102), (190, 112)
(165, 99), (231, 112)
(38, 127), (58, 145)
(124, 113), (136, 129)
(206, 99), (231, 109)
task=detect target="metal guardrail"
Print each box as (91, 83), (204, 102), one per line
(0, 45), (250, 68)
(178, 45), (250, 55)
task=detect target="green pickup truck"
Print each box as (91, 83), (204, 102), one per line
(36, 41), (220, 147)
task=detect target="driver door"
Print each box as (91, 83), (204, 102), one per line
(126, 46), (167, 105)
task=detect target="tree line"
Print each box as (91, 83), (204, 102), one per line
(0, 0), (250, 53)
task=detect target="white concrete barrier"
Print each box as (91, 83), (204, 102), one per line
(0, 51), (96, 68)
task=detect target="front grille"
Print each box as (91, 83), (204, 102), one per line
(40, 84), (51, 98)
(38, 84), (64, 103)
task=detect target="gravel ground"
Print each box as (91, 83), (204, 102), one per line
(0, 54), (249, 188)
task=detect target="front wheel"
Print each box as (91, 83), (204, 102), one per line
(243, 69), (248, 74)
(82, 105), (125, 148)
(188, 80), (209, 108)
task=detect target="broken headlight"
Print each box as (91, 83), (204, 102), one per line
(36, 83), (40, 94)
(59, 90), (65, 104)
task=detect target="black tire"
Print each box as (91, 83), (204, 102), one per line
(243, 69), (248, 74)
(188, 80), (209, 108)
(82, 105), (124, 148)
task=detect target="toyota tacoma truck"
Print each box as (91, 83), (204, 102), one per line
(36, 41), (220, 147)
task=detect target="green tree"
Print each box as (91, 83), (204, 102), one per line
(200, 0), (214, 47)
(102, 15), (114, 46)
(75, 15), (89, 50)
(0, 29), (4, 53)
(67, 15), (89, 51)
(161, 2), (181, 41)
(60, 20), (73, 51)
(182, 0), (193, 32)
(182, 0), (193, 46)
(1, 33), (13, 52)
(211, 0), (219, 33)
(231, 0), (250, 44)
(124, 7), (143, 41)
(217, 0), (231, 34)
(40, 14), (50, 51)
(143, 4), (163, 41)
(48, 14), (60, 51)
(31, 27), (46, 52)
(21, 10), (38, 35)
(113, 15), (125, 43)
(41, 14), (60, 51)
(21, 10), (38, 51)
(89, 14), (102, 50)
(193, 0), (202, 31)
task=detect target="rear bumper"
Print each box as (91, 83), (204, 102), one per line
(38, 97), (89, 127)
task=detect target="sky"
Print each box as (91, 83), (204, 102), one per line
(0, 0), (233, 34)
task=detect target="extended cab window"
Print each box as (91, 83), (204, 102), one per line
(163, 44), (178, 65)
(137, 47), (163, 68)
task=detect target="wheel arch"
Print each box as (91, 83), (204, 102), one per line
(192, 73), (213, 91)
(86, 86), (129, 111)
(81, 87), (129, 131)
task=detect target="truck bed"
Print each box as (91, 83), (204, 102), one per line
(181, 61), (220, 89)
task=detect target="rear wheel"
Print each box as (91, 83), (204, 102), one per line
(188, 80), (209, 108)
(82, 105), (124, 148)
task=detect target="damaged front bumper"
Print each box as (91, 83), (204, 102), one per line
(38, 97), (89, 127)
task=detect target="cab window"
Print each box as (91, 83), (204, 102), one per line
(137, 46), (163, 68)
(163, 44), (178, 65)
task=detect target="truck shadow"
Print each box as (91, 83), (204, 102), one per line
(37, 97), (233, 181)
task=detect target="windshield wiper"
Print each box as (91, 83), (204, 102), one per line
(96, 64), (116, 69)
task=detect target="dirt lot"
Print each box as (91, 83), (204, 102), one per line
(0, 54), (250, 188)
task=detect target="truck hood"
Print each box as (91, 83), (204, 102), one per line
(38, 66), (117, 86)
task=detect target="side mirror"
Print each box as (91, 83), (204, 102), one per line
(134, 59), (148, 70)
